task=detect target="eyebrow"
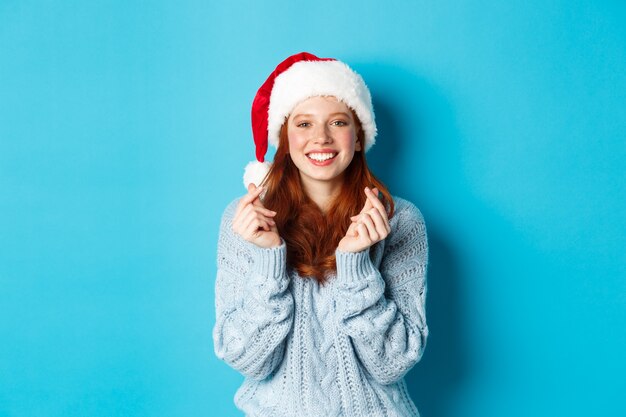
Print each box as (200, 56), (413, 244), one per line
(292, 112), (352, 118)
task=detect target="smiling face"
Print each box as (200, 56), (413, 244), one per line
(286, 96), (362, 194)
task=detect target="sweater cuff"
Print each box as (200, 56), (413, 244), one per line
(335, 248), (377, 283)
(249, 239), (287, 279)
(333, 248), (385, 319)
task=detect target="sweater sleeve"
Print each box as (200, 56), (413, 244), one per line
(332, 200), (429, 385)
(213, 199), (294, 381)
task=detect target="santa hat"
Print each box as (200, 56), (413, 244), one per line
(243, 52), (377, 188)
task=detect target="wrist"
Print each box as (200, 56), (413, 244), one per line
(337, 238), (369, 253)
(256, 234), (282, 249)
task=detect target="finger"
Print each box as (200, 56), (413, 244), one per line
(352, 188), (383, 221)
(365, 187), (387, 215)
(368, 207), (390, 237)
(248, 183), (269, 209)
(253, 217), (272, 233)
(233, 202), (255, 232)
(253, 205), (277, 218)
(235, 201), (276, 234)
(351, 186), (378, 220)
(243, 214), (272, 237)
(368, 202), (391, 233)
(242, 208), (274, 232)
(360, 199), (373, 214)
(243, 220), (269, 241)
(251, 193), (264, 208)
(365, 188), (390, 228)
(235, 204), (266, 235)
(359, 213), (379, 242)
(359, 190), (374, 214)
(235, 186), (265, 218)
(356, 222), (371, 244)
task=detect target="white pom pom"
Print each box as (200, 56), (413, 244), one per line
(243, 160), (272, 189)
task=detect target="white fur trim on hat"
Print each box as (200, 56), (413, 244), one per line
(267, 60), (377, 152)
(243, 160), (272, 189)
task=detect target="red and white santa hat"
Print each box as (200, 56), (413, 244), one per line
(243, 52), (377, 188)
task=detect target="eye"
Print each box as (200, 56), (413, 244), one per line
(296, 121), (311, 128)
(331, 120), (348, 126)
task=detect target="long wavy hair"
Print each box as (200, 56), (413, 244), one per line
(261, 112), (394, 284)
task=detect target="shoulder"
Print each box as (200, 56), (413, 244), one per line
(217, 197), (245, 245)
(389, 195), (426, 228)
(385, 195), (428, 248)
(220, 197), (244, 226)
(217, 197), (254, 261)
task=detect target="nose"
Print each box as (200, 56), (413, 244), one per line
(312, 124), (332, 144)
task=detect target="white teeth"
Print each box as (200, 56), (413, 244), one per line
(307, 152), (336, 161)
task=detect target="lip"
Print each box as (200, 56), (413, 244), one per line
(306, 148), (337, 154)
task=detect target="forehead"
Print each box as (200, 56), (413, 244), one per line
(289, 95), (352, 117)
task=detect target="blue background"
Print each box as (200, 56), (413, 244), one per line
(1, 1), (624, 416)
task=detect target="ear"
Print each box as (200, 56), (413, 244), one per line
(355, 137), (362, 152)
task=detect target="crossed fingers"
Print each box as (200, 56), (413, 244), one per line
(234, 184), (264, 218)
(350, 187), (391, 239)
(232, 184), (277, 239)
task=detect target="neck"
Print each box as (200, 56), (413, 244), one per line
(300, 175), (344, 213)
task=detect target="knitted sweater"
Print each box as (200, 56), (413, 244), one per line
(213, 196), (429, 417)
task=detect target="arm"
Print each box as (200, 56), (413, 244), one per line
(213, 200), (294, 380)
(333, 201), (428, 385)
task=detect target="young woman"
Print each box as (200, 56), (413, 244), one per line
(213, 52), (429, 417)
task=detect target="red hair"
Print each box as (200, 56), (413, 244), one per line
(261, 114), (395, 284)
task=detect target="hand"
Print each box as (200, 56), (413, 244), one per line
(337, 187), (391, 253)
(232, 184), (281, 248)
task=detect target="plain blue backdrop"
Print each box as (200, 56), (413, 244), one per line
(1, 1), (625, 416)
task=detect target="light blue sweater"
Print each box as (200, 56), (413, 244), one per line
(213, 196), (429, 417)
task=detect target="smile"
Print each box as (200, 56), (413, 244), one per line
(306, 152), (337, 162)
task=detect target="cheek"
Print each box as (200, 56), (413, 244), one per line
(339, 130), (358, 151)
(287, 130), (306, 152)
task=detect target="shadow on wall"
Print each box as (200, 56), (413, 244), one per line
(360, 63), (471, 417)
(406, 231), (469, 417)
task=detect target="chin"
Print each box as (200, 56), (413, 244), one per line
(305, 171), (345, 183)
